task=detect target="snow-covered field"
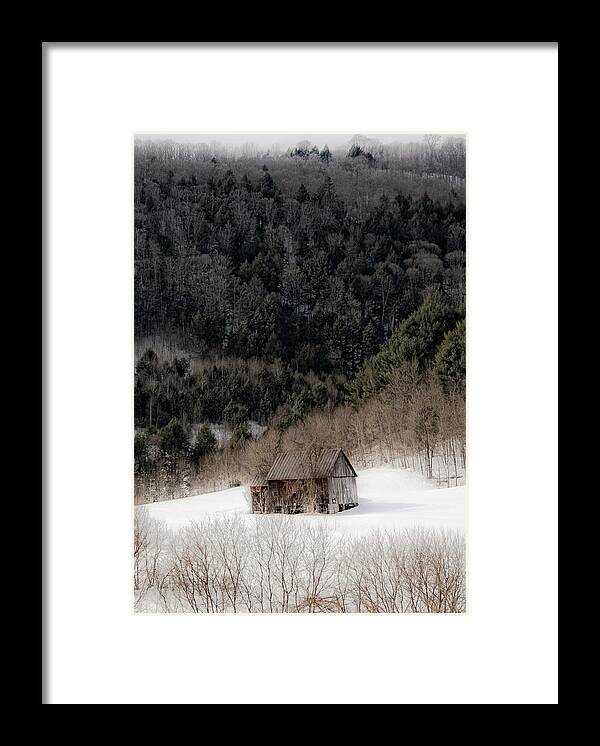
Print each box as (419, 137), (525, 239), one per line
(144, 466), (466, 537)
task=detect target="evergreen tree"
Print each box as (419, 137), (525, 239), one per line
(159, 418), (188, 459)
(434, 320), (466, 393)
(190, 424), (217, 464)
(134, 432), (150, 475)
(230, 422), (251, 448)
(223, 401), (249, 429)
(259, 166), (277, 198)
(240, 173), (253, 192)
(350, 296), (462, 403)
(295, 183), (310, 203)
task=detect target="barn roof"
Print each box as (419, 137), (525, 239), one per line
(249, 473), (269, 487)
(265, 449), (357, 481)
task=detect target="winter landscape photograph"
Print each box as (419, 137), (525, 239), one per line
(133, 133), (467, 613)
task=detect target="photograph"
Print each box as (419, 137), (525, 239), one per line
(133, 132), (467, 613)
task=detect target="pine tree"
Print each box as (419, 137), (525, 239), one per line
(230, 422), (251, 449)
(295, 183), (310, 203)
(159, 418), (188, 460)
(223, 401), (249, 429)
(190, 424), (217, 465)
(240, 173), (253, 192)
(259, 167), (277, 198)
(349, 296), (462, 403)
(434, 320), (466, 394)
(134, 432), (150, 475)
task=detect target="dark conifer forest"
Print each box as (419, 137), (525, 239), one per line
(134, 136), (466, 500)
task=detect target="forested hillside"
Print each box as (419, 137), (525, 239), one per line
(134, 136), (466, 501)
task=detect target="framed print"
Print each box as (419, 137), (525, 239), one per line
(44, 42), (558, 704)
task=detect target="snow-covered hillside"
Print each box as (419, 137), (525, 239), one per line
(143, 466), (466, 537)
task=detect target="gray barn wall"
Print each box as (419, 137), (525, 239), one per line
(327, 477), (358, 507)
(331, 453), (356, 477)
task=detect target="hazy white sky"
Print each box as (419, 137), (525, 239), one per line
(135, 132), (430, 149)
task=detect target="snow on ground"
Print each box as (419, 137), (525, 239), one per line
(143, 466), (466, 537)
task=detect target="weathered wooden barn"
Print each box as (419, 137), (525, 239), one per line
(250, 449), (358, 514)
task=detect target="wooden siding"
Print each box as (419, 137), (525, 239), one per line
(330, 453), (357, 478)
(250, 485), (268, 513)
(267, 478), (328, 514)
(327, 476), (358, 508)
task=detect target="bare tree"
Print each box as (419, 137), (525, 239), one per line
(135, 513), (465, 614)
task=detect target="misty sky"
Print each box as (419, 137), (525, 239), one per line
(135, 132), (431, 149)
